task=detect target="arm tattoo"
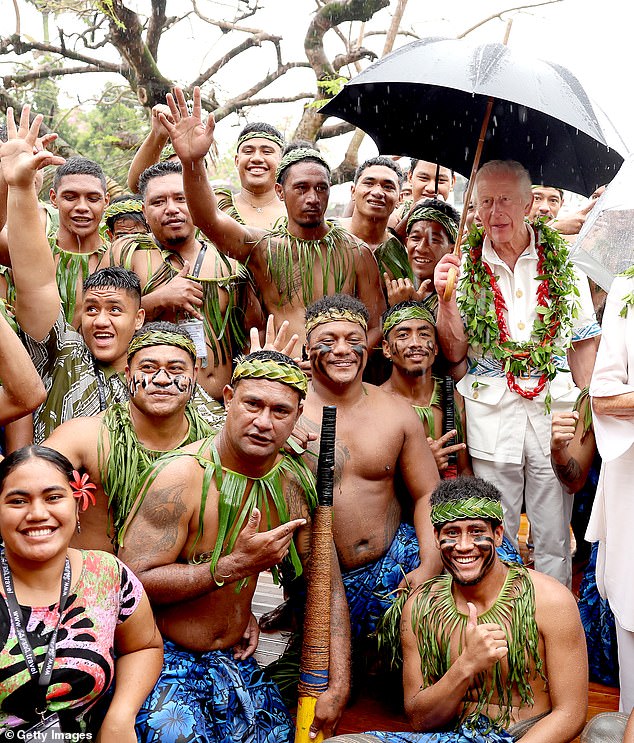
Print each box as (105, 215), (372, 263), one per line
(554, 457), (583, 488)
(142, 484), (187, 553)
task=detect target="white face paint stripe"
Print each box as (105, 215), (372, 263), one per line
(129, 369), (193, 397)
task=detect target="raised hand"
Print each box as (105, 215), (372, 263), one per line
(427, 430), (466, 473)
(249, 314), (299, 357)
(227, 507), (306, 581)
(0, 106), (65, 188)
(463, 601), (508, 675)
(160, 86), (216, 165)
(384, 273), (431, 307)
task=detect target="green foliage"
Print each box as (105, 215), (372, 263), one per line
(304, 76), (348, 110)
(56, 85), (147, 187)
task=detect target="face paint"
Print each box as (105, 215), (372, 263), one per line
(350, 343), (367, 357)
(129, 374), (142, 398)
(438, 523), (497, 587)
(130, 368), (193, 396)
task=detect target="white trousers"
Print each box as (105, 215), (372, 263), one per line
(472, 418), (573, 587)
(616, 618), (634, 713)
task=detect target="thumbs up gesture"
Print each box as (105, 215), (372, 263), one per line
(463, 602), (508, 674)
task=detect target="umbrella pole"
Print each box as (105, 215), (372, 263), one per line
(443, 20), (513, 301)
(295, 406), (337, 743)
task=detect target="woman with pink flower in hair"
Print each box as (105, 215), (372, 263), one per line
(0, 446), (162, 741)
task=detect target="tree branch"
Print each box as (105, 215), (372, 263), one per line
(147, 0), (167, 59)
(190, 0), (267, 35)
(318, 121), (356, 139)
(212, 61), (311, 120)
(458, 0), (564, 38)
(191, 32), (282, 88)
(3, 64), (116, 87)
(218, 92), (313, 118)
(1, 35), (125, 75)
(332, 47), (377, 73)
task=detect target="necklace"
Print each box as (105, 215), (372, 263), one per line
(238, 191), (278, 213)
(458, 220), (578, 409)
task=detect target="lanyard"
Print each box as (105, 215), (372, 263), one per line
(0, 550), (71, 688)
(190, 242), (208, 279)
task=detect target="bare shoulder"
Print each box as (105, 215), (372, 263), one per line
(364, 384), (423, 429)
(529, 568), (581, 628)
(45, 414), (103, 454)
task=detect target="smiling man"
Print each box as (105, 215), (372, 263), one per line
(434, 160), (600, 587)
(380, 301), (470, 478)
(299, 294), (441, 649)
(48, 157), (111, 327)
(44, 322), (222, 553)
(215, 122), (287, 229)
(328, 476), (587, 743)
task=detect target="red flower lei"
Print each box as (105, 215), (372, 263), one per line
(469, 226), (565, 400)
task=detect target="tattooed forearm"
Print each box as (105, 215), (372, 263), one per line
(554, 456), (583, 489)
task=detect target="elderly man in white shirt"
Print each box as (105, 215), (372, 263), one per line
(434, 160), (600, 588)
(588, 270), (634, 713)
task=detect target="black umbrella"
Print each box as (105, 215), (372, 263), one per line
(321, 35), (627, 197)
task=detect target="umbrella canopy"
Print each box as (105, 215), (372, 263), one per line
(570, 153), (634, 290)
(321, 36), (627, 196)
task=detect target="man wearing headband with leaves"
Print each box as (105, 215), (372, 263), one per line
(44, 321), (223, 553)
(327, 477), (587, 743)
(120, 350), (350, 743)
(103, 193), (149, 242)
(381, 301), (470, 477)
(159, 86), (385, 351)
(384, 199), (460, 317)
(298, 294), (440, 649)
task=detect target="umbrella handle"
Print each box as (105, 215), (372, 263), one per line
(443, 266), (458, 301)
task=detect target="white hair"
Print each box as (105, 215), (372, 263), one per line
(474, 160), (533, 203)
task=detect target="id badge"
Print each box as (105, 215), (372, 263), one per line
(178, 319), (208, 368)
(23, 711), (63, 741)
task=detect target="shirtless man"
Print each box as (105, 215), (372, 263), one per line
(327, 476), (587, 742)
(300, 294), (440, 643)
(160, 86), (385, 351)
(120, 350), (350, 742)
(44, 322), (222, 553)
(380, 301), (470, 477)
(114, 160), (261, 400)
